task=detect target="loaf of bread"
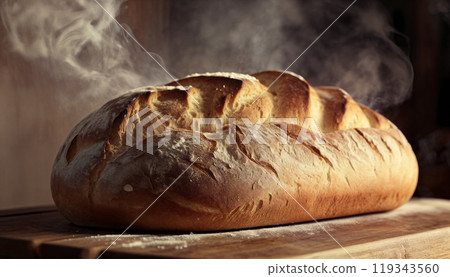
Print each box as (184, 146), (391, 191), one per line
(51, 71), (418, 231)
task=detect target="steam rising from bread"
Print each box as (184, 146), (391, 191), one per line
(0, 0), (170, 102)
(1, 0), (412, 110)
(169, 0), (413, 110)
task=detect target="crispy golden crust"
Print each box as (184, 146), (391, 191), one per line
(51, 71), (418, 231)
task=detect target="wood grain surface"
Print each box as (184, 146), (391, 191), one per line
(0, 198), (449, 258)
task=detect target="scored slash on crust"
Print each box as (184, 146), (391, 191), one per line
(249, 0), (358, 105)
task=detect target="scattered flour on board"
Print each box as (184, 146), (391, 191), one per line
(76, 222), (327, 250)
(62, 199), (447, 250)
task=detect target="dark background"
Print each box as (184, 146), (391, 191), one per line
(379, 0), (450, 199)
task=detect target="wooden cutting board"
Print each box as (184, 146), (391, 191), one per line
(1, 198), (449, 258)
